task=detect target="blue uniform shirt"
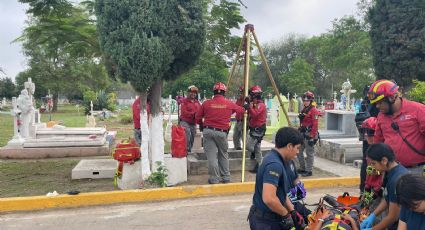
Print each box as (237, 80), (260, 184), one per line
(383, 164), (408, 203)
(252, 149), (291, 213)
(399, 206), (425, 229)
(285, 160), (298, 186)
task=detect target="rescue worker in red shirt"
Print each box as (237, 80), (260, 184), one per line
(132, 97), (151, 146)
(179, 85), (201, 153)
(246, 85), (267, 173)
(196, 82), (245, 184)
(233, 86), (245, 151)
(369, 79), (425, 174)
(297, 91), (320, 177)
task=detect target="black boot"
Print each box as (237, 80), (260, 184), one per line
(249, 163), (259, 173)
(301, 171), (312, 177)
(297, 169), (306, 174)
(250, 152), (255, 160)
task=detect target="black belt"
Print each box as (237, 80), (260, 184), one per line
(204, 126), (228, 133)
(249, 205), (282, 221)
(406, 162), (425, 168)
(135, 128), (140, 130)
(250, 125), (266, 131)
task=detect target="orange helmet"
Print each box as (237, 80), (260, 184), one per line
(188, 85), (198, 93)
(368, 80), (399, 104)
(361, 117), (377, 130)
(250, 85), (262, 94)
(213, 82), (227, 92)
(302, 91), (314, 101)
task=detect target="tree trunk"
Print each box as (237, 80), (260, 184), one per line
(52, 92), (59, 112)
(139, 91), (151, 178)
(149, 79), (165, 172)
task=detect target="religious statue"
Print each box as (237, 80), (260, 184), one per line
(17, 89), (32, 138)
(340, 79), (357, 111)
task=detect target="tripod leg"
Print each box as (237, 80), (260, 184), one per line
(251, 30), (292, 127)
(226, 32), (246, 89)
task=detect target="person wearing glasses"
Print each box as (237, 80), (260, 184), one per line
(368, 79), (425, 174)
(396, 174), (425, 229)
(360, 143), (409, 230)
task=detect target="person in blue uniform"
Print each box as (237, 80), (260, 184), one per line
(396, 174), (425, 230)
(361, 143), (409, 230)
(248, 127), (304, 230)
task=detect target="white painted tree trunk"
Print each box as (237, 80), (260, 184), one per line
(140, 107), (151, 179)
(150, 113), (164, 172)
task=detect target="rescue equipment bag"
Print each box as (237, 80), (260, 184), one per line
(112, 138), (141, 187)
(171, 125), (187, 158)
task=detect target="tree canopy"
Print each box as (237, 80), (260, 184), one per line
(369, 0), (425, 87)
(95, 0), (206, 94)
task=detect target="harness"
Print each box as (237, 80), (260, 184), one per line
(112, 139), (141, 187)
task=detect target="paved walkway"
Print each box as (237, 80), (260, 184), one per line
(0, 187), (359, 230)
(314, 156), (360, 177)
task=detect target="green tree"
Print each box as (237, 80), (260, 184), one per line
(16, 1), (107, 111)
(408, 80), (425, 103)
(163, 0), (245, 98)
(369, 0), (425, 87)
(96, 0), (205, 175)
(0, 77), (17, 99)
(279, 58), (315, 95)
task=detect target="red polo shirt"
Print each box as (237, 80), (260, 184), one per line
(180, 97), (201, 125)
(235, 96), (244, 121)
(300, 106), (320, 138)
(132, 97), (150, 129)
(248, 100), (267, 128)
(196, 94), (244, 130)
(374, 98), (425, 167)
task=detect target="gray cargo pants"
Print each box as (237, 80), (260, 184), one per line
(202, 128), (230, 182)
(179, 121), (196, 152)
(297, 138), (315, 172)
(232, 121), (243, 149)
(247, 134), (263, 165)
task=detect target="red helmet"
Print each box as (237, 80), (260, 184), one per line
(361, 117), (377, 130)
(368, 80), (399, 104)
(250, 85), (262, 94)
(302, 91), (314, 101)
(213, 82), (227, 92)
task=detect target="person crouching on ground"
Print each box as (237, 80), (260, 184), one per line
(248, 127), (304, 230)
(396, 174), (425, 229)
(179, 85), (201, 153)
(196, 82), (245, 184)
(360, 143), (409, 230)
(297, 91), (320, 177)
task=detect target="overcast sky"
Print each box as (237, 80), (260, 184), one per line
(0, 0), (359, 81)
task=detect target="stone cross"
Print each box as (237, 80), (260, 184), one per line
(90, 101), (94, 115)
(293, 93), (298, 99)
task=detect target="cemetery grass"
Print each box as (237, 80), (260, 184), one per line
(0, 158), (116, 198)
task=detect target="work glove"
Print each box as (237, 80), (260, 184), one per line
(280, 213), (295, 230)
(307, 139), (315, 147)
(243, 103), (250, 110)
(244, 96), (251, 103)
(291, 210), (305, 230)
(360, 213), (375, 229)
(298, 113), (305, 121)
